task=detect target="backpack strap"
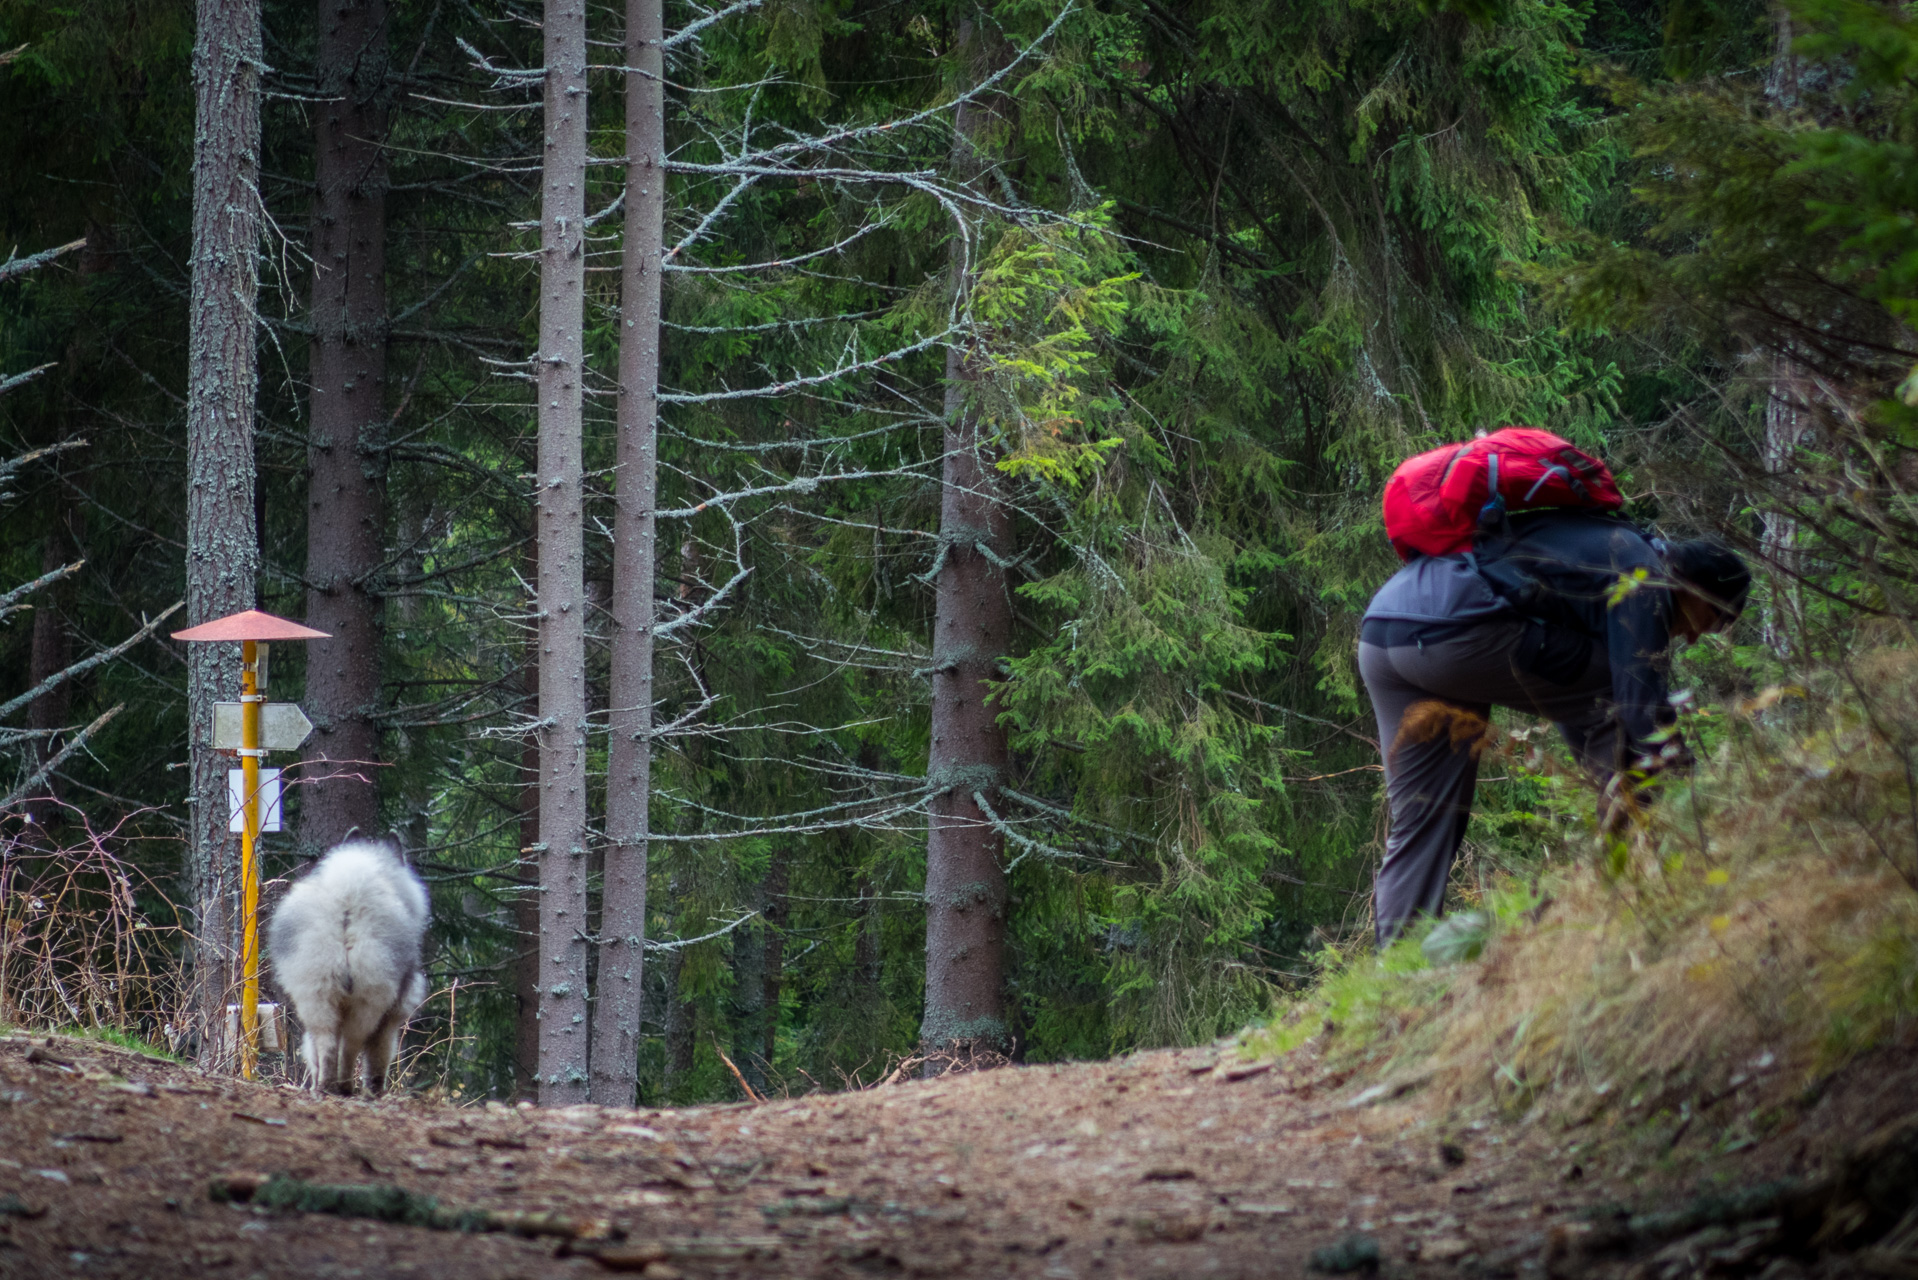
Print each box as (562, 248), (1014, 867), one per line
(1476, 451), (1511, 540)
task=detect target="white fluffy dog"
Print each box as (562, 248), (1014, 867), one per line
(268, 839), (429, 1095)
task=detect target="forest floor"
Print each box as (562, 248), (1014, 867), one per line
(0, 1028), (1912, 1280)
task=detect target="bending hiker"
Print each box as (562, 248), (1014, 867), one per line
(1362, 430), (1751, 945)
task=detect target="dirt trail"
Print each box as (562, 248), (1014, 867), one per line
(0, 1031), (1893, 1280)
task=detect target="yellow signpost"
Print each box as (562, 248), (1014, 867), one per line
(237, 638), (265, 1076)
(173, 609), (328, 1078)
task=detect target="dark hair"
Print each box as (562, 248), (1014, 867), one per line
(1665, 539), (1751, 623)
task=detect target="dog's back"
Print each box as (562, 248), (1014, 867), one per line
(268, 839), (428, 1094)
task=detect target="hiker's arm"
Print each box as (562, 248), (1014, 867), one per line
(1606, 578), (1680, 763)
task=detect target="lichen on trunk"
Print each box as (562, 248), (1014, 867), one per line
(533, 0), (592, 1105)
(919, 52), (1015, 1067)
(301, 0), (390, 853)
(183, 0), (265, 1068)
(588, 0), (664, 1108)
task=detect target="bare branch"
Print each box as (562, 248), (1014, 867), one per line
(0, 704), (124, 815)
(652, 564), (751, 637)
(657, 331), (958, 405)
(0, 238), (86, 287)
(661, 0), (763, 51)
(713, 6), (1075, 169)
(665, 215), (890, 274)
(0, 363), (56, 398)
(640, 911), (758, 952)
(666, 173), (756, 259)
(0, 440), (90, 495)
(453, 35), (545, 86)
(0, 603), (182, 725)
(0, 560), (83, 626)
(653, 466), (932, 518)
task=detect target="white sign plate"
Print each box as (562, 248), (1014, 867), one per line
(212, 702), (314, 753)
(227, 767), (283, 833)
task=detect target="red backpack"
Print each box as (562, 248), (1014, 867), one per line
(1383, 426), (1623, 561)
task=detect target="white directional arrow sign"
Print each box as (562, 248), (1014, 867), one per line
(212, 702), (315, 753)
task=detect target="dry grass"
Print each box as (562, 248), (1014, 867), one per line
(0, 801), (188, 1046)
(1249, 650), (1918, 1149)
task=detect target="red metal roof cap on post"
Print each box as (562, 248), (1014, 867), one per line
(171, 609), (331, 642)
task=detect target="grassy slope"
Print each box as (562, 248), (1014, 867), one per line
(1244, 650), (1918, 1174)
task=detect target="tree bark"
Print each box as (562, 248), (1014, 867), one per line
(534, 0), (592, 1105)
(1760, 4), (1806, 659)
(302, 0), (390, 852)
(729, 854), (789, 1094)
(759, 849), (788, 1071)
(588, 0), (664, 1107)
(185, 0), (264, 1069)
(920, 34), (1014, 1069)
(26, 507), (75, 828)
(661, 947), (696, 1097)
(855, 875), (882, 998)
(514, 652), (541, 1102)
(731, 905), (766, 1094)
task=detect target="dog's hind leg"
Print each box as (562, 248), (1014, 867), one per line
(364, 1003), (406, 1096)
(334, 1024), (371, 1097)
(304, 1025), (348, 1095)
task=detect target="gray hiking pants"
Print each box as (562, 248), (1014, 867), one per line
(1359, 619), (1622, 946)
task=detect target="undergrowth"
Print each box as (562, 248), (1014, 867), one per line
(1245, 649), (1918, 1153)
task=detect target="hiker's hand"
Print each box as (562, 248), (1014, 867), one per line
(1635, 738), (1695, 777)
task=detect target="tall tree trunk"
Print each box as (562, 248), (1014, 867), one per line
(731, 904), (766, 1094)
(1761, 4), (1806, 659)
(514, 656), (541, 1102)
(920, 32), (1014, 1070)
(185, 0), (264, 1069)
(661, 946), (696, 1097)
(731, 852), (790, 1094)
(588, 0), (664, 1107)
(302, 0), (390, 853)
(27, 505), (75, 828)
(534, 0), (592, 1105)
(855, 875), (882, 999)
(759, 849), (788, 1070)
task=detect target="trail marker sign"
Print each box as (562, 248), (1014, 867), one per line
(227, 767), (283, 833)
(171, 609), (328, 1079)
(213, 702), (313, 753)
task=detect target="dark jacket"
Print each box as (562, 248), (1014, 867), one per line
(1363, 512), (1677, 752)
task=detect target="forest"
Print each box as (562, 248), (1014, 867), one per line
(0, 0), (1914, 1121)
